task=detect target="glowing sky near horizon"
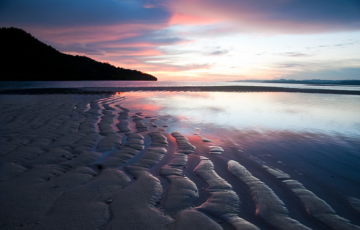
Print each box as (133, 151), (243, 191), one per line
(1, 0), (359, 81)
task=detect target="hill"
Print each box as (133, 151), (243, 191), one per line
(0, 27), (157, 81)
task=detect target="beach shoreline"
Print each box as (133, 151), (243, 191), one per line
(0, 91), (359, 230)
(1, 85), (360, 95)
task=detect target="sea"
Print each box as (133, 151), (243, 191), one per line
(1, 80), (360, 91)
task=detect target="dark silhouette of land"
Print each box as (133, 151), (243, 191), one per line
(232, 79), (360, 85)
(0, 27), (157, 81)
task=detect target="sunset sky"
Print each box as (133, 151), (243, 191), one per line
(1, 0), (359, 81)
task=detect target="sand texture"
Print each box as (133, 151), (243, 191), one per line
(0, 92), (359, 230)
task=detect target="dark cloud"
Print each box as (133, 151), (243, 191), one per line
(1, 0), (358, 80)
(305, 40), (360, 50)
(0, 0), (170, 27)
(108, 32), (186, 47)
(0, 0), (188, 66)
(46, 41), (104, 55)
(276, 64), (304, 69)
(210, 50), (228, 56)
(263, 0), (360, 26)
(275, 52), (311, 57)
(326, 40), (360, 47)
(164, 0), (360, 32)
(1, 0), (359, 37)
(158, 46), (230, 57)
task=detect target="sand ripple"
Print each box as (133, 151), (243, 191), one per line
(1, 93), (358, 230)
(196, 157), (260, 230)
(228, 160), (311, 230)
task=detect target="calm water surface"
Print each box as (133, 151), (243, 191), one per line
(120, 91), (360, 137)
(118, 91), (360, 209)
(1, 80), (360, 91)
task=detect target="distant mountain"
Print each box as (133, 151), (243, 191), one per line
(0, 27), (157, 81)
(263, 79), (360, 85)
(231, 79), (360, 85)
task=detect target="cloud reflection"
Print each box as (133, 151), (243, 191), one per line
(120, 91), (360, 137)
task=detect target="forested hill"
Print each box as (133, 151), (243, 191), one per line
(0, 27), (157, 81)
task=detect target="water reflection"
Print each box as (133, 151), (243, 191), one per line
(119, 91), (360, 137)
(2, 80), (360, 91)
(114, 90), (360, 224)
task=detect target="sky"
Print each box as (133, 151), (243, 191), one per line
(1, 0), (359, 81)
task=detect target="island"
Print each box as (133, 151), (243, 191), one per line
(231, 79), (360, 85)
(0, 27), (157, 81)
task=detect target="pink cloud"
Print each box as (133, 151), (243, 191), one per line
(121, 49), (163, 56)
(26, 23), (168, 45)
(161, 0), (360, 34)
(168, 13), (219, 25)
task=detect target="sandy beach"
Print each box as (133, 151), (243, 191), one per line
(2, 0), (360, 228)
(1, 88), (360, 230)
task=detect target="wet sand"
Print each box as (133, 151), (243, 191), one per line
(0, 90), (360, 230)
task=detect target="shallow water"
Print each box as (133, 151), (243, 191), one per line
(120, 91), (360, 137)
(119, 91), (360, 226)
(1, 90), (359, 229)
